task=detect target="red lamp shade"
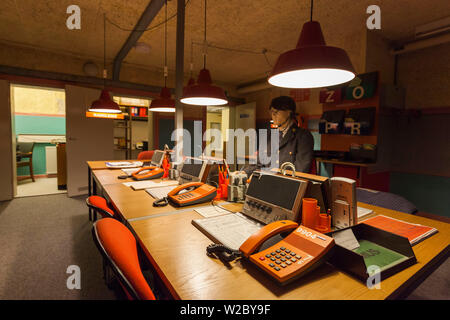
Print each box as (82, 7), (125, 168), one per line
(149, 87), (175, 112)
(180, 69), (228, 106)
(89, 89), (121, 113)
(183, 77), (196, 96)
(268, 21), (355, 88)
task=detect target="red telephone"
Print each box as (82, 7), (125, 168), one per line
(167, 182), (217, 207)
(239, 220), (335, 285)
(132, 166), (164, 181)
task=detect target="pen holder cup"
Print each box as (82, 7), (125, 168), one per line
(315, 213), (331, 233)
(302, 198), (319, 229)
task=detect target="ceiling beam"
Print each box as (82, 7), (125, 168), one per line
(112, 0), (165, 81)
(0, 64), (164, 93)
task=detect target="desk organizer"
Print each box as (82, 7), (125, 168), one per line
(327, 223), (417, 282)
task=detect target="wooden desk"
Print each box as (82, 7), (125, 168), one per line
(86, 160), (146, 219)
(92, 169), (135, 187)
(102, 182), (227, 221)
(89, 159), (449, 300)
(129, 203), (449, 300)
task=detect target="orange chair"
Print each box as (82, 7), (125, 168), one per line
(86, 196), (116, 221)
(137, 150), (155, 161)
(92, 218), (156, 300)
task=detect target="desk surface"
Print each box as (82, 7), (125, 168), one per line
(90, 160), (449, 300)
(92, 168), (135, 185)
(130, 202), (449, 300)
(87, 160), (145, 170)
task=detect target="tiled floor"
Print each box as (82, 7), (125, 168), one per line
(16, 177), (67, 198)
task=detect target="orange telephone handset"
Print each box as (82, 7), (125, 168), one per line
(239, 221), (335, 285)
(132, 166), (164, 181)
(168, 182), (217, 207)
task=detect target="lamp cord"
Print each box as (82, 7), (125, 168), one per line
(103, 13), (106, 87)
(164, 0), (168, 87)
(310, 0), (313, 21)
(203, 0), (207, 69)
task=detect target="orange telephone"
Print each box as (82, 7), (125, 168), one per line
(132, 166), (164, 181)
(207, 220), (335, 285)
(240, 221), (335, 285)
(153, 182), (217, 207)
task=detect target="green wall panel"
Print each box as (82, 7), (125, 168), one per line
(15, 115), (65, 176)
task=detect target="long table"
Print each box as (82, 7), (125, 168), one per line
(87, 161), (450, 300)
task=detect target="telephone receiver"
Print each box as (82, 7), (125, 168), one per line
(208, 220), (335, 285)
(167, 182), (217, 207)
(132, 166), (164, 181)
(240, 220), (335, 285)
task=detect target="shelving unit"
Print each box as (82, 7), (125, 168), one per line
(112, 96), (151, 159)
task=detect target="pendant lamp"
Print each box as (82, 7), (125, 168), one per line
(149, 0), (175, 113)
(89, 14), (121, 114)
(180, 0), (227, 106)
(268, 0), (355, 89)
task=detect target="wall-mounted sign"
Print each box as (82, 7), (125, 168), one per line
(345, 72), (378, 100)
(319, 71), (378, 104)
(86, 111), (124, 119)
(319, 88), (342, 104)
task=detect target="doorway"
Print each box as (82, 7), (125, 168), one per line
(11, 84), (67, 197)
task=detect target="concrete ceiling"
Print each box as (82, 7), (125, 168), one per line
(1, 0), (449, 86)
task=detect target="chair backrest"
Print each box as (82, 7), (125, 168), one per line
(137, 150), (154, 160)
(17, 142), (35, 155)
(92, 218), (155, 300)
(86, 196), (115, 218)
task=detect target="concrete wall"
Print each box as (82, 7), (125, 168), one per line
(397, 42), (450, 109)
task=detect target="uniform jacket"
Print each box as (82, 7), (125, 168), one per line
(243, 123), (314, 175)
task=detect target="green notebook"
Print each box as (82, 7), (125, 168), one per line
(353, 240), (409, 275)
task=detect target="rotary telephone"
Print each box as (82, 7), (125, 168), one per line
(131, 166), (164, 181)
(153, 182), (217, 207)
(207, 220), (335, 285)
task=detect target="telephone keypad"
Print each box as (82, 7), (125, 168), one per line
(264, 246), (304, 271)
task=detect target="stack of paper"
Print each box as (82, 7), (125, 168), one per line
(146, 186), (178, 199)
(194, 206), (230, 218)
(105, 161), (143, 168)
(121, 168), (140, 176)
(123, 180), (179, 190)
(357, 206), (374, 219)
(362, 215), (438, 246)
(192, 213), (263, 251)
